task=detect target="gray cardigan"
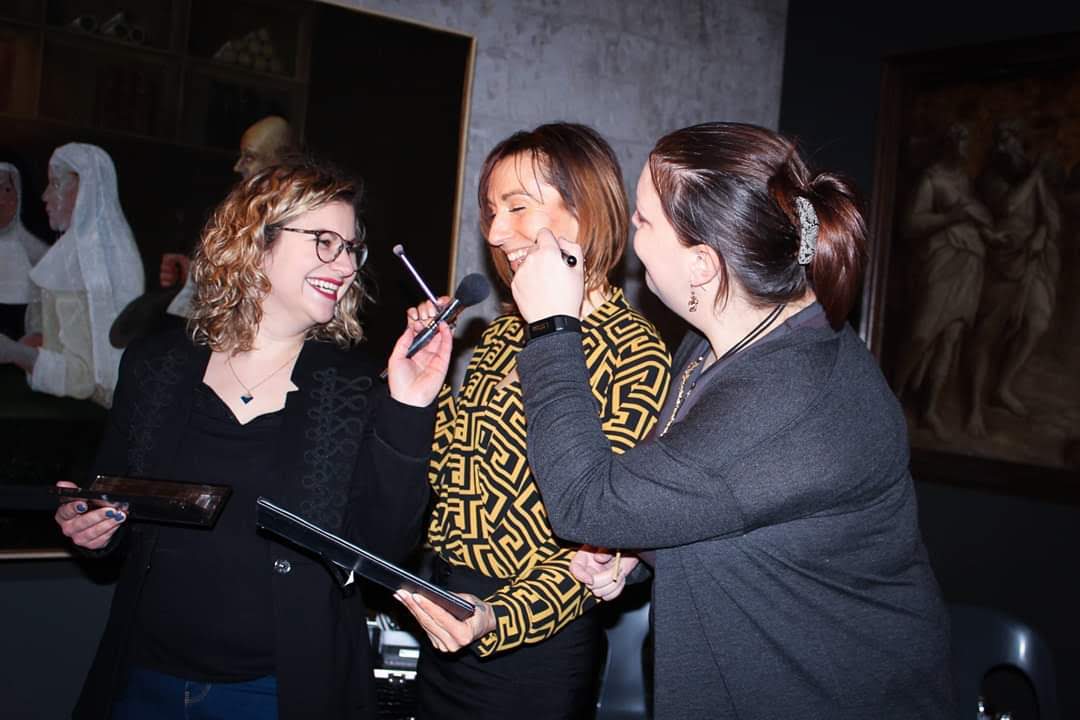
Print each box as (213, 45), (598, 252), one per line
(517, 318), (953, 719)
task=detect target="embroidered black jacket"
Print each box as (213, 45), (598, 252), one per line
(72, 329), (434, 720)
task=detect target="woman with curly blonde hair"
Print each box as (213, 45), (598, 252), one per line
(55, 159), (452, 720)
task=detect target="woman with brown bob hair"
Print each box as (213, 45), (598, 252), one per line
(394, 123), (671, 719)
(510, 122), (953, 719)
(55, 159), (451, 720)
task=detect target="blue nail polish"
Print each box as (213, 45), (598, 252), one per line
(76, 503), (87, 513)
(105, 510), (116, 519)
(114, 512), (125, 522)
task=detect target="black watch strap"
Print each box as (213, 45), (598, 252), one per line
(525, 315), (581, 343)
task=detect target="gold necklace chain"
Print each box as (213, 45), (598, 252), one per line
(226, 348), (302, 404)
(658, 355), (705, 438)
(658, 303), (787, 438)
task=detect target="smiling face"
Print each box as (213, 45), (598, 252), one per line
(632, 162), (695, 315)
(0, 172), (16, 229)
(260, 200), (359, 334)
(483, 153), (579, 284)
(42, 166), (79, 232)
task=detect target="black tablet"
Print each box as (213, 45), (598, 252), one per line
(255, 497), (476, 620)
(2, 475), (231, 527)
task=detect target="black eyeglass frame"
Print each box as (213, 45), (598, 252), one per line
(275, 226), (368, 270)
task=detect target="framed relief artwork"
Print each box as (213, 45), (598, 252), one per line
(863, 32), (1080, 502)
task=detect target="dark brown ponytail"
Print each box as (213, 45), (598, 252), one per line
(803, 172), (866, 327)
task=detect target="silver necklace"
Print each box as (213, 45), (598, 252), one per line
(226, 348), (302, 404)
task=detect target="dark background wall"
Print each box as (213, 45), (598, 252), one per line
(779, 2), (1080, 717)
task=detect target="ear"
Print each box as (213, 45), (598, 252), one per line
(688, 245), (722, 289)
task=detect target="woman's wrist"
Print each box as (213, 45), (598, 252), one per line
(525, 315), (581, 344)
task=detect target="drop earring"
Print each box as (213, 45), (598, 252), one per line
(688, 285), (699, 313)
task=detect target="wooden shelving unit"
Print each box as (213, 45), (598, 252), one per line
(0, 0), (313, 150)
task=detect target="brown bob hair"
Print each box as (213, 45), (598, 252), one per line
(477, 122), (628, 294)
(649, 122), (866, 328)
(189, 159), (367, 352)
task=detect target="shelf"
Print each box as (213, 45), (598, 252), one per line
(181, 63), (306, 149)
(186, 56), (305, 89)
(43, 22), (181, 60)
(45, 0), (179, 53)
(1, 0), (312, 148)
(188, 0), (310, 81)
(0, 26), (41, 116)
(0, 0), (44, 25)
(39, 32), (181, 139)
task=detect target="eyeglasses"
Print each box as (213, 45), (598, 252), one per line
(277, 227), (368, 269)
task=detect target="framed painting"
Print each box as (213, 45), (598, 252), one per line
(863, 32), (1080, 502)
(0, 0), (475, 556)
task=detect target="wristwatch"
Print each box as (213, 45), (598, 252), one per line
(525, 315), (581, 343)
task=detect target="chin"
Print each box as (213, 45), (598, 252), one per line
(300, 302), (335, 327)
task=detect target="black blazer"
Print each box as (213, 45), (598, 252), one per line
(73, 329), (434, 720)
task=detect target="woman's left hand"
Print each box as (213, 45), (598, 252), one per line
(511, 228), (585, 323)
(394, 590), (497, 653)
(571, 547), (639, 602)
(386, 316), (452, 407)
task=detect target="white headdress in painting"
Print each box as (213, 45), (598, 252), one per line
(29, 143), (144, 396)
(0, 163), (49, 304)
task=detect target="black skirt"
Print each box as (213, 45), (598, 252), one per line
(416, 557), (603, 720)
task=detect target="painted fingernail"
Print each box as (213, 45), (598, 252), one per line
(114, 512), (125, 522)
(119, 502), (130, 511)
(105, 510), (115, 518)
(76, 503), (87, 513)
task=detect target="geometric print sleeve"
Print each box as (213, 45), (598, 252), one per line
(427, 382), (456, 491)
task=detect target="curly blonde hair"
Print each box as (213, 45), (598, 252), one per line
(189, 160), (367, 352)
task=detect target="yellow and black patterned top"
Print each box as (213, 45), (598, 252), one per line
(428, 287), (671, 656)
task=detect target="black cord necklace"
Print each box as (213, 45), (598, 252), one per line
(715, 302), (787, 363)
(659, 303), (787, 438)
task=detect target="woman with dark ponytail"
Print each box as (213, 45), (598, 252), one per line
(507, 122), (953, 719)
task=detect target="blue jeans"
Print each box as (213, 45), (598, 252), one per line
(112, 667), (279, 720)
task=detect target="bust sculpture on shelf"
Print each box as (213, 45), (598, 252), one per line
(154, 115), (298, 323)
(233, 115), (297, 179)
